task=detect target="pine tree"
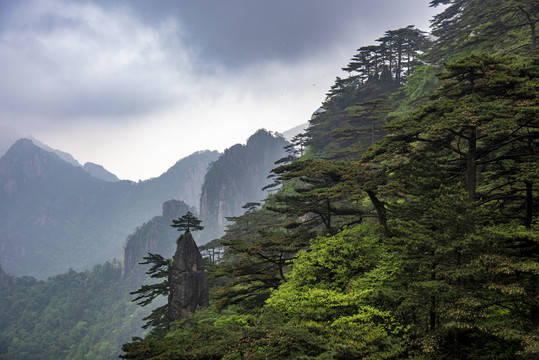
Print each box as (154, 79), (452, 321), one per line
(170, 211), (204, 233)
(129, 253), (171, 334)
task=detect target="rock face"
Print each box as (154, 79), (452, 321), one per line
(167, 231), (209, 320)
(199, 129), (288, 242)
(121, 199), (194, 280)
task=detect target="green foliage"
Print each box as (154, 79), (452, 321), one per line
(212, 202), (313, 311)
(170, 211), (204, 233)
(120, 4), (538, 360)
(121, 306), (329, 360)
(0, 262), (148, 360)
(129, 253), (171, 334)
(267, 225), (406, 359)
(429, 0), (538, 61)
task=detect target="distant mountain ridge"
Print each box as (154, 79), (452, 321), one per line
(0, 129), (121, 182)
(27, 136), (82, 167)
(0, 128), (291, 278)
(0, 139), (219, 278)
(82, 162), (120, 182)
(120, 130), (290, 281)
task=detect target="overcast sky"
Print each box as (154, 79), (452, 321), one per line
(0, 0), (441, 181)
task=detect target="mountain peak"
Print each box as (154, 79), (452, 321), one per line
(0, 139), (83, 199)
(1, 138), (65, 175)
(27, 136), (81, 167)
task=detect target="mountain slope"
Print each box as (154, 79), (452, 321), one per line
(82, 162), (120, 182)
(199, 129), (288, 242)
(0, 140), (219, 278)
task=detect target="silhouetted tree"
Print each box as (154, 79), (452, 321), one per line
(170, 211), (204, 233)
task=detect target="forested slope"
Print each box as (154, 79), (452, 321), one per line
(0, 263), (146, 360)
(121, 1), (538, 359)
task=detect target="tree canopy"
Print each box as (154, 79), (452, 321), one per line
(118, 3), (539, 359)
(170, 211), (204, 233)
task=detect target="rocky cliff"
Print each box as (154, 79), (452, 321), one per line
(121, 200), (193, 281)
(198, 129), (288, 242)
(167, 231), (209, 320)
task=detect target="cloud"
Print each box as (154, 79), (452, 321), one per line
(0, 0), (196, 129)
(0, 0), (440, 180)
(101, 0), (436, 68)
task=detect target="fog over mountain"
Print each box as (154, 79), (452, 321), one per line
(0, 139), (219, 278)
(0, 0), (438, 181)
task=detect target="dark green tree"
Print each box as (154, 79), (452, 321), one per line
(361, 53), (539, 357)
(382, 53), (538, 221)
(129, 253), (171, 335)
(429, 0), (538, 62)
(170, 211), (204, 233)
(213, 202), (314, 311)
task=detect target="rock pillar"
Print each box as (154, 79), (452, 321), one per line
(167, 231), (209, 321)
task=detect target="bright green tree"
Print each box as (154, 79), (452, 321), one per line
(267, 224), (406, 359)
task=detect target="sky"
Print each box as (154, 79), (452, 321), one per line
(0, 0), (441, 181)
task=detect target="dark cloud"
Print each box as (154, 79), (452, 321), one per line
(0, 1), (437, 127)
(0, 0), (195, 127)
(93, 0), (435, 68)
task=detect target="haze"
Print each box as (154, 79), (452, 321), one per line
(0, 0), (439, 181)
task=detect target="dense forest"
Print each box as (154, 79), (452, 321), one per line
(0, 0), (537, 359)
(121, 0), (538, 359)
(0, 262), (147, 359)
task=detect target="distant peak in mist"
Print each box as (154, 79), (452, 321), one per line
(83, 162), (120, 182)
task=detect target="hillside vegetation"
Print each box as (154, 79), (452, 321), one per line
(0, 1), (536, 359)
(122, 1), (539, 359)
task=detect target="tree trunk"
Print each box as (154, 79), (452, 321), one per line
(531, 18), (537, 58)
(366, 190), (388, 235)
(518, 5), (536, 57)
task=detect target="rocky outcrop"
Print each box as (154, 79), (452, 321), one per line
(167, 231), (209, 320)
(121, 199), (194, 280)
(199, 129), (288, 242)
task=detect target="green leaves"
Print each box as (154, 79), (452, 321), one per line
(266, 224), (406, 359)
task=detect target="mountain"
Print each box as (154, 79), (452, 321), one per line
(0, 129), (121, 181)
(0, 126), (23, 157)
(121, 199), (193, 281)
(82, 162), (120, 182)
(27, 136), (82, 167)
(199, 129), (288, 242)
(0, 139), (219, 278)
(281, 122), (308, 141)
(136, 150), (218, 212)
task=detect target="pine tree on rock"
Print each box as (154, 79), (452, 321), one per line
(128, 212), (208, 336)
(171, 211), (204, 233)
